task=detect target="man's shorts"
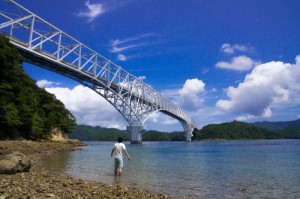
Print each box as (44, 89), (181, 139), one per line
(115, 157), (124, 169)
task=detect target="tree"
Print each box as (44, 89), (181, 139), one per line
(0, 34), (76, 139)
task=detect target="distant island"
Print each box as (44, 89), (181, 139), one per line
(69, 119), (300, 141)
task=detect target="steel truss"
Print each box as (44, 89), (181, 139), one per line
(0, 0), (197, 140)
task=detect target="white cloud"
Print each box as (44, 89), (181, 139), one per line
(144, 111), (181, 132)
(179, 79), (205, 95)
(117, 54), (127, 61)
(178, 79), (205, 111)
(112, 33), (154, 47)
(137, 76), (146, 81)
(145, 111), (177, 125)
(78, 1), (105, 22)
(160, 79), (206, 112)
(112, 43), (146, 53)
(216, 55), (300, 119)
(45, 85), (126, 128)
(215, 55), (260, 71)
(38, 78), (218, 132)
(220, 43), (253, 54)
(36, 80), (60, 88)
(110, 33), (155, 61)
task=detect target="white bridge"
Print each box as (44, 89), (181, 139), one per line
(0, 0), (197, 143)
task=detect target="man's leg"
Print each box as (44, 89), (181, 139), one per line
(117, 158), (124, 176)
(114, 158), (119, 176)
(117, 167), (122, 176)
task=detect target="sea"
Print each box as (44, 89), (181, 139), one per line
(41, 140), (300, 199)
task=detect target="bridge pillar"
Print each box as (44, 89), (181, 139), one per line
(186, 133), (192, 142)
(126, 125), (144, 144)
(180, 121), (194, 142)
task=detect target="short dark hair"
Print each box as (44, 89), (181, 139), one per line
(117, 137), (123, 143)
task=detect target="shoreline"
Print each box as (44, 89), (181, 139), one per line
(0, 140), (179, 199)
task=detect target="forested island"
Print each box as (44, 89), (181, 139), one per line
(0, 35), (76, 140)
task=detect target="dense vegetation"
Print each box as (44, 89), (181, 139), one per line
(253, 119), (300, 139)
(0, 35), (76, 140)
(194, 121), (283, 140)
(143, 130), (186, 141)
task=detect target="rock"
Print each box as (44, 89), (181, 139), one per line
(239, 188), (248, 193)
(0, 151), (31, 174)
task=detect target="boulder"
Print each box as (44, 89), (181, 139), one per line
(0, 151), (31, 174)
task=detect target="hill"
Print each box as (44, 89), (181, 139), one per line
(253, 119), (300, 138)
(69, 125), (186, 141)
(71, 119), (300, 141)
(194, 121), (283, 140)
(69, 125), (130, 141)
(0, 35), (76, 140)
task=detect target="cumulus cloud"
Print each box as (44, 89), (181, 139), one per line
(38, 78), (209, 131)
(146, 111), (178, 125)
(178, 79), (205, 111)
(220, 43), (253, 54)
(144, 111), (182, 132)
(216, 55), (300, 119)
(78, 1), (105, 22)
(215, 55), (260, 71)
(36, 80), (60, 88)
(45, 85), (126, 128)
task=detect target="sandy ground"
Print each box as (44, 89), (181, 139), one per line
(0, 140), (181, 199)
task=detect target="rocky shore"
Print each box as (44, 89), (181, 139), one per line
(0, 140), (178, 199)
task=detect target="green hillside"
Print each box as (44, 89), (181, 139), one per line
(0, 35), (76, 140)
(194, 121), (283, 140)
(253, 119), (300, 131)
(69, 125), (130, 141)
(143, 130), (186, 141)
(253, 119), (300, 138)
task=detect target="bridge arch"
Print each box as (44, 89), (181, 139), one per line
(0, 0), (197, 143)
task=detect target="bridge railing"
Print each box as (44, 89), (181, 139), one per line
(0, 0), (195, 126)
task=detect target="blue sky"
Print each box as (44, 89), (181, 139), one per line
(3, 0), (300, 132)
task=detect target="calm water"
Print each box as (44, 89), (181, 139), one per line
(41, 140), (300, 198)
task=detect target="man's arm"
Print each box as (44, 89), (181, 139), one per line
(111, 147), (115, 157)
(123, 149), (131, 160)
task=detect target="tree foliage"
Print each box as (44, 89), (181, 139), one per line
(0, 35), (76, 140)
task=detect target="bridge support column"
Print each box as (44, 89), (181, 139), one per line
(126, 125), (144, 144)
(186, 134), (192, 142)
(180, 121), (194, 142)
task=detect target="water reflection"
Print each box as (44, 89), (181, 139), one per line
(114, 176), (122, 185)
(41, 152), (72, 173)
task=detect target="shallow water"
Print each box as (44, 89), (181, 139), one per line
(41, 140), (300, 198)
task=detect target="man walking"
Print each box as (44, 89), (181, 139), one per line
(111, 137), (131, 176)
